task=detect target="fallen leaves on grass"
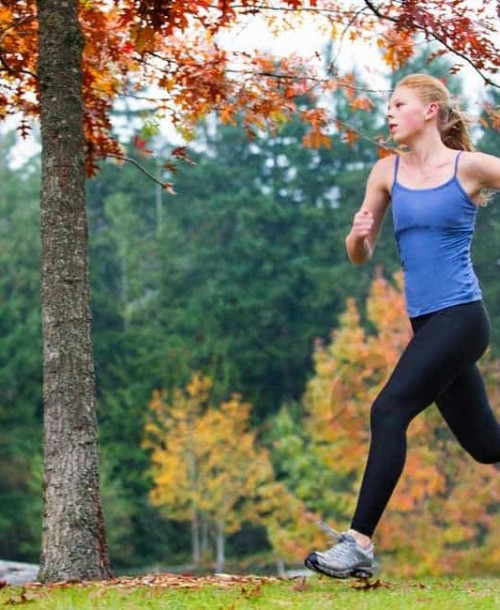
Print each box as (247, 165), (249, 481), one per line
(351, 578), (392, 591)
(3, 587), (36, 605)
(26, 572), (279, 592)
(291, 576), (308, 592)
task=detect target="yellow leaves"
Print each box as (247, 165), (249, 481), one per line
(144, 373), (277, 537)
(87, 64), (119, 98)
(442, 524), (472, 545)
(186, 371), (212, 399)
(366, 270), (411, 359)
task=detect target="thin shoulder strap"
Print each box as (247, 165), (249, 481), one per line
(453, 151), (463, 176)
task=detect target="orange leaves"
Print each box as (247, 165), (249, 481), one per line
(350, 96), (374, 112)
(129, 25), (157, 53)
(303, 130), (331, 149)
(301, 108), (331, 149)
(366, 270), (411, 358)
(377, 29), (415, 71)
(0, 1), (38, 120)
(303, 270), (500, 575)
(481, 103), (500, 131)
(2, 0), (499, 176)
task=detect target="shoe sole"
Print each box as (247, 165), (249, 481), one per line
(304, 554), (373, 580)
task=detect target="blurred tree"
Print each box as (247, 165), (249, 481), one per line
(144, 373), (278, 572)
(300, 271), (500, 575)
(0, 129), (42, 562)
(473, 88), (500, 354)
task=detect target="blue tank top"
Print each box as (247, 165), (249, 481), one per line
(391, 153), (482, 317)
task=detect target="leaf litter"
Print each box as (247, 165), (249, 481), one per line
(2, 572), (394, 606)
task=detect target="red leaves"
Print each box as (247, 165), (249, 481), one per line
(384, 0), (500, 77)
(132, 135), (152, 156)
(17, 119), (31, 139)
(1, 0), (499, 174)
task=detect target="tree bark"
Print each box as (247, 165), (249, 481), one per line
(36, 0), (110, 582)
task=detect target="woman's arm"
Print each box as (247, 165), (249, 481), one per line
(345, 156), (393, 265)
(460, 151), (500, 194)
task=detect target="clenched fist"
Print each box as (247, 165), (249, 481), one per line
(351, 209), (375, 239)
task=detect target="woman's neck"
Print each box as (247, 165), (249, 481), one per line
(405, 140), (451, 167)
(403, 127), (448, 165)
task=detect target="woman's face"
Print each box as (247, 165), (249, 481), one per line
(387, 86), (431, 144)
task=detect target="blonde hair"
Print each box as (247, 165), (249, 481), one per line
(396, 73), (475, 152)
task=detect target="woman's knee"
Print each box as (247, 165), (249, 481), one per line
(469, 445), (500, 465)
(370, 391), (410, 432)
(458, 424), (500, 464)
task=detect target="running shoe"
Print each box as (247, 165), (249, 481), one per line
(304, 521), (375, 579)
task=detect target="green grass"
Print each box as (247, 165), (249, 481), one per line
(1, 575), (499, 609)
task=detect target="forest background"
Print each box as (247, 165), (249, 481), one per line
(1, 45), (500, 577)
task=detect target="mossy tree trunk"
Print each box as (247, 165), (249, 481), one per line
(36, 0), (110, 582)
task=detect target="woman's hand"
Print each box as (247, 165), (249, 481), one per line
(351, 209), (375, 239)
(345, 156), (392, 265)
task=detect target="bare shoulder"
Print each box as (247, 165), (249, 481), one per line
(459, 150), (500, 190)
(361, 155), (395, 213)
(366, 154), (396, 193)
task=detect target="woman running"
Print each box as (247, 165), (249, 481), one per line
(305, 73), (500, 579)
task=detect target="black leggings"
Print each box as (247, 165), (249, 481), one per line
(350, 300), (500, 538)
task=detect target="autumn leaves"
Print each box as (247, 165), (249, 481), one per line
(142, 272), (500, 575)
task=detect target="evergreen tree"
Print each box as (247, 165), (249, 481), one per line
(0, 130), (43, 561)
(473, 88), (500, 355)
(86, 83), (389, 566)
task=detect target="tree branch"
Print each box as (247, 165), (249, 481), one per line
(362, 0), (499, 89)
(107, 153), (175, 192)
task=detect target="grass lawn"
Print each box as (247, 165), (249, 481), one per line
(1, 573), (499, 609)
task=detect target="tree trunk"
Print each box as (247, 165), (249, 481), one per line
(192, 510), (200, 567)
(275, 558), (286, 578)
(215, 521), (225, 573)
(201, 513), (209, 557)
(37, 0), (110, 582)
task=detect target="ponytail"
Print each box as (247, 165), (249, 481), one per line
(438, 104), (475, 152)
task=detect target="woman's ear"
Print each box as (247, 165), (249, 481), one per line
(425, 101), (440, 120)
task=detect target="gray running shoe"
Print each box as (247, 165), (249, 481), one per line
(304, 522), (374, 579)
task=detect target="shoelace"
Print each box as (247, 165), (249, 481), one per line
(318, 521), (364, 563)
(317, 520), (376, 573)
(318, 521), (351, 542)
(318, 520), (375, 555)
(317, 521), (356, 559)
